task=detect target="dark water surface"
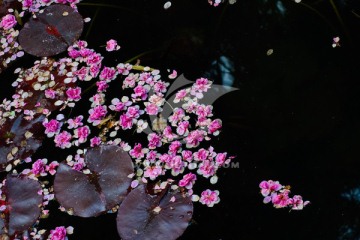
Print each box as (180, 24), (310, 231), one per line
(78, 1), (360, 239)
(3, 0), (360, 239)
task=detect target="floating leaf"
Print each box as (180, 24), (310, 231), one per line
(54, 145), (134, 217)
(0, 175), (42, 236)
(19, 4), (84, 57)
(0, 60), (76, 171)
(0, 0), (21, 19)
(116, 184), (193, 240)
(0, 114), (45, 171)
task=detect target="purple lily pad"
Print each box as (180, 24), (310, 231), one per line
(0, 175), (42, 236)
(54, 145), (134, 217)
(19, 4), (84, 57)
(0, 113), (45, 171)
(116, 184), (193, 240)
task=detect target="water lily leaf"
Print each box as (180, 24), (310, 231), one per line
(0, 0), (21, 19)
(0, 114), (45, 171)
(54, 145), (134, 217)
(0, 60), (76, 171)
(116, 184), (193, 240)
(19, 4), (84, 57)
(0, 175), (42, 236)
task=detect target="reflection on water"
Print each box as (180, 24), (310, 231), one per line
(339, 188), (360, 240)
(207, 55), (235, 87)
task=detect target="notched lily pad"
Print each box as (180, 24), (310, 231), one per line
(0, 175), (42, 236)
(116, 184), (193, 240)
(54, 145), (134, 217)
(19, 4), (84, 57)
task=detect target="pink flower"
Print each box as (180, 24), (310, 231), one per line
(208, 119), (222, 135)
(179, 173), (197, 189)
(54, 131), (72, 149)
(288, 195), (310, 210)
(199, 189), (220, 207)
(182, 150), (193, 162)
(68, 48), (80, 59)
(165, 155), (184, 175)
(22, 0), (33, 8)
(144, 165), (163, 180)
(96, 80), (109, 92)
(89, 93), (104, 107)
(185, 130), (205, 148)
(45, 89), (56, 99)
(106, 39), (120, 52)
(43, 119), (62, 137)
(129, 143), (145, 159)
(88, 105), (107, 125)
(126, 106), (142, 118)
(66, 87), (81, 101)
(169, 108), (185, 124)
(74, 66), (89, 80)
(174, 89), (188, 103)
(50, 226), (67, 240)
(272, 190), (290, 208)
(86, 53), (102, 65)
(73, 154), (85, 171)
(89, 64), (101, 78)
(146, 150), (157, 162)
(1, 14), (17, 30)
(67, 115), (83, 129)
(168, 141), (181, 154)
(99, 67), (117, 81)
(215, 152), (227, 166)
(176, 121), (189, 135)
(162, 126), (177, 141)
(145, 103), (158, 115)
(197, 160), (216, 178)
(119, 114), (133, 130)
(193, 77), (211, 92)
(90, 136), (101, 147)
(259, 180), (282, 197)
(154, 81), (168, 93)
(123, 74), (137, 88)
(74, 126), (90, 144)
(46, 161), (59, 175)
(196, 104), (213, 118)
(32, 159), (46, 175)
(117, 63), (132, 75)
(147, 133), (162, 149)
(132, 85), (148, 100)
(194, 148), (209, 161)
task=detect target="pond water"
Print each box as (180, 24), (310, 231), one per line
(2, 0), (360, 239)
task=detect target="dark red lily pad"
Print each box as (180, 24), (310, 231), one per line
(0, 175), (42, 236)
(0, 0), (21, 19)
(116, 184), (193, 240)
(19, 4), (84, 57)
(0, 60), (76, 171)
(0, 114), (45, 171)
(54, 145), (134, 217)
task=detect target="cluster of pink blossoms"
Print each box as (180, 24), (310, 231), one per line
(0, 36), (234, 219)
(259, 180), (310, 210)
